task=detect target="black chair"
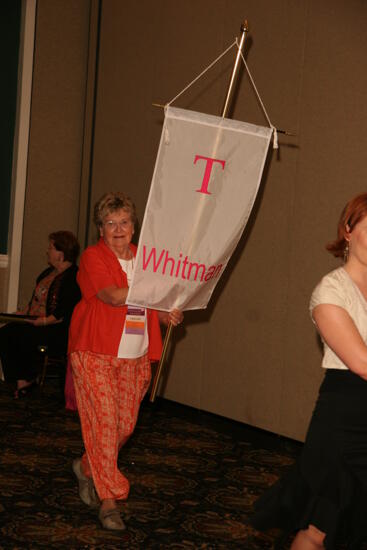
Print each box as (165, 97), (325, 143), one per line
(37, 344), (67, 390)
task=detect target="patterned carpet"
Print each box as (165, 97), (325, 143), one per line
(0, 379), (300, 549)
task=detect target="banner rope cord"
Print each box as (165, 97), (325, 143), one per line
(166, 40), (237, 107)
(236, 38), (278, 149)
(165, 37), (278, 149)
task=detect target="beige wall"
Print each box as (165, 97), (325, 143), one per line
(87, 0), (367, 441)
(18, 0), (92, 307)
(13, 0), (367, 441)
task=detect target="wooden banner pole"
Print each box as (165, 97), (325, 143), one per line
(221, 20), (249, 118)
(149, 321), (173, 402)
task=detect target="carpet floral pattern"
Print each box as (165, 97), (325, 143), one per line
(0, 381), (301, 549)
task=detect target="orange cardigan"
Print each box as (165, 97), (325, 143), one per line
(68, 238), (163, 361)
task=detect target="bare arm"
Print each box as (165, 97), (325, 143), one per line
(15, 307), (29, 315)
(96, 282), (183, 322)
(27, 314), (61, 327)
(312, 304), (367, 380)
(97, 286), (129, 307)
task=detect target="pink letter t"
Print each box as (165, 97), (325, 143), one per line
(194, 155), (226, 195)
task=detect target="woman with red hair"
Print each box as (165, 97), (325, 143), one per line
(253, 193), (367, 549)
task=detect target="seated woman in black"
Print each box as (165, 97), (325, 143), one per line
(0, 230), (81, 397)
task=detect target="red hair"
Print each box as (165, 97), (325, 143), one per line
(326, 193), (367, 257)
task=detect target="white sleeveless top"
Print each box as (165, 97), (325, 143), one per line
(309, 267), (367, 370)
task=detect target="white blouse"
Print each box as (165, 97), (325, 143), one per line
(309, 267), (367, 370)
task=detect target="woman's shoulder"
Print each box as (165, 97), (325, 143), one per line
(59, 263), (79, 280)
(51, 266), (79, 296)
(36, 266), (54, 283)
(81, 241), (100, 256)
(317, 266), (349, 287)
(82, 239), (117, 259)
(310, 267), (350, 310)
(81, 240), (137, 263)
(80, 241), (105, 265)
(79, 240), (122, 279)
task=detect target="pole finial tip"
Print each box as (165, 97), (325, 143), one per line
(241, 20), (249, 33)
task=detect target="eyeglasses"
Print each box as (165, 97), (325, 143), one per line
(104, 220), (132, 231)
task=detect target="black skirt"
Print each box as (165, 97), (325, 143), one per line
(252, 369), (367, 549)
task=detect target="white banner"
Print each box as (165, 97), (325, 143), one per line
(127, 107), (272, 311)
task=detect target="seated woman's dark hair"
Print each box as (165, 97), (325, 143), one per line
(49, 231), (80, 263)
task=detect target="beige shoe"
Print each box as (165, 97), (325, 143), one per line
(72, 458), (100, 508)
(99, 507), (126, 531)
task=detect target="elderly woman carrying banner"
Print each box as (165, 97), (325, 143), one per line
(69, 192), (183, 531)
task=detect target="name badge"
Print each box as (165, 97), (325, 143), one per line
(125, 306), (145, 336)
